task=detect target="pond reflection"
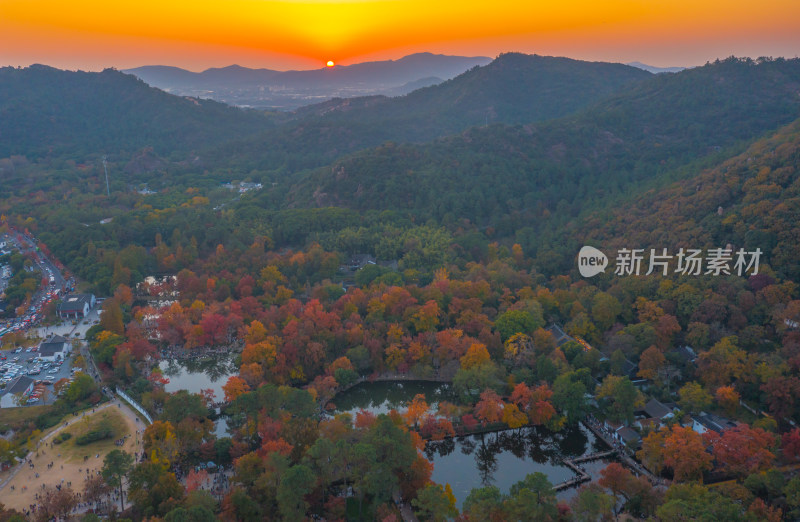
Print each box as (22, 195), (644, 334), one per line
(159, 352), (238, 399)
(331, 380), (453, 416)
(332, 381), (612, 508)
(427, 424), (607, 508)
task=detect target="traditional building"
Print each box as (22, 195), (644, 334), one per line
(57, 294), (96, 319)
(39, 335), (71, 362)
(1, 375), (34, 408)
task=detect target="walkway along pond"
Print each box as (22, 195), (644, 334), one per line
(331, 380), (616, 508)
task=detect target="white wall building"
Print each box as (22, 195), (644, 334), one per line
(57, 294), (96, 319)
(1, 376), (34, 408)
(39, 335), (71, 362)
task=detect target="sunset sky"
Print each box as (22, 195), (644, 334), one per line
(1, 0), (799, 71)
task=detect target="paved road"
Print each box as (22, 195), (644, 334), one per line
(0, 230), (72, 336)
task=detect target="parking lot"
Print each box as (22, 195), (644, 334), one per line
(0, 232), (101, 407)
(0, 346), (78, 406)
(0, 231), (76, 339)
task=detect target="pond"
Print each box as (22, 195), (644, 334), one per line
(330, 380), (453, 417)
(331, 381), (611, 508)
(426, 424), (609, 507)
(159, 352), (238, 401)
(214, 408), (229, 438)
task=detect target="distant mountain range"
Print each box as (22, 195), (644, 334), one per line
(627, 61), (686, 74)
(0, 53), (651, 161)
(224, 53), (653, 172)
(123, 53), (493, 110)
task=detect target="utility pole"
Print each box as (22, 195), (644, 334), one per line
(102, 156), (110, 197)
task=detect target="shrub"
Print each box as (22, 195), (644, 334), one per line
(53, 432), (72, 444)
(75, 428), (113, 446)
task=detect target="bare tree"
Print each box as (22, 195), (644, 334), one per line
(37, 485), (77, 522)
(83, 474), (112, 512)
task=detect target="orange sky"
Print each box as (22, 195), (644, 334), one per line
(1, 0), (799, 70)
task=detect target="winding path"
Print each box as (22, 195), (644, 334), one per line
(0, 398), (144, 509)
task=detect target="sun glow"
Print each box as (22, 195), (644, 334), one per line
(327, 60), (335, 67)
(1, 0), (799, 70)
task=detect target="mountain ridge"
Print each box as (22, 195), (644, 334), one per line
(215, 53), (652, 173)
(263, 56), (800, 272)
(123, 53), (493, 109)
(627, 61), (686, 74)
(0, 64), (273, 157)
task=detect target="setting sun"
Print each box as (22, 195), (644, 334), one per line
(2, 0), (799, 70)
(327, 60), (335, 67)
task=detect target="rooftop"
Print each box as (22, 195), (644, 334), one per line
(617, 426), (642, 444)
(39, 335), (69, 356)
(57, 294), (94, 312)
(694, 413), (738, 433)
(643, 398), (674, 419)
(5, 375), (34, 395)
(545, 324), (574, 347)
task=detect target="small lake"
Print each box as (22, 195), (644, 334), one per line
(214, 408), (229, 438)
(330, 380), (453, 416)
(426, 424), (609, 507)
(159, 352), (238, 402)
(331, 381), (611, 508)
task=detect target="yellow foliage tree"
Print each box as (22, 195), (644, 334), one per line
(502, 403), (529, 429)
(144, 420), (179, 466)
(460, 343), (491, 370)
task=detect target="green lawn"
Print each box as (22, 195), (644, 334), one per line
(57, 409), (132, 462)
(0, 404), (53, 429)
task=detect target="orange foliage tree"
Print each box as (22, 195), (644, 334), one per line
(637, 345), (666, 381)
(662, 426), (713, 482)
(223, 376), (250, 403)
(474, 389), (504, 427)
(714, 386), (740, 416)
(528, 385), (557, 426)
(704, 424), (777, 477)
(403, 394), (430, 429)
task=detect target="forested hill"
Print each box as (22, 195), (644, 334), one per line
(0, 65), (274, 158)
(575, 117), (800, 281)
(272, 57), (800, 237)
(293, 54), (651, 128)
(213, 54), (652, 172)
(0, 55), (650, 172)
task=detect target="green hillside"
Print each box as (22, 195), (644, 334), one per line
(262, 57), (800, 267)
(214, 54), (652, 173)
(0, 65), (274, 157)
(575, 117), (800, 281)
